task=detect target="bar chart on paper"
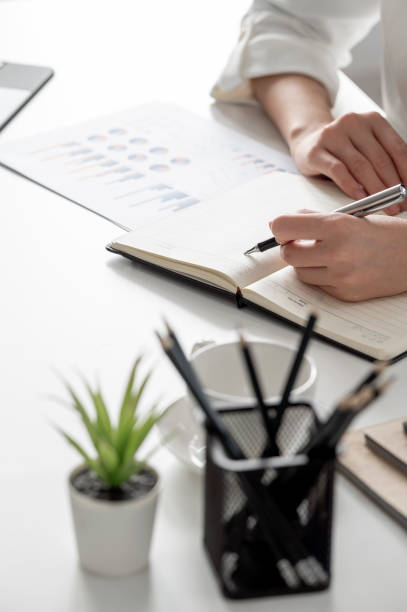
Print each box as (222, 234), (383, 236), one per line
(0, 103), (296, 230)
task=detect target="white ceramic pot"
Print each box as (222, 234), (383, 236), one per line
(69, 465), (160, 577)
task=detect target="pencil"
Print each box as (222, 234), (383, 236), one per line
(351, 360), (390, 394)
(275, 312), (317, 428)
(272, 375), (394, 510)
(324, 377), (394, 450)
(157, 327), (327, 588)
(238, 331), (278, 454)
(163, 318), (200, 384)
(156, 330), (301, 588)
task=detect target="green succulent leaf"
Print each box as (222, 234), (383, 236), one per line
(98, 439), (119, 471)
(115, 418), (136, 460)
(94, 390), (113, 443)
(55, 358), (173, 488)
(127, 461), (146, 479)
(118, 357), (142, 427)
(120, 413), (158, 474)
(116, 369), (151, 456)
(58, 429), (106, 482)
(59, 429), (91, 463)
(129, 370), (152, 417)
(97, 440), (120, 485)
(62, 381), (101, 452)
(78, 377), (112, 442)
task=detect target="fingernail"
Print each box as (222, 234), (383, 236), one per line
(385, 204), (400, 216)
(355, 188), (367, 199)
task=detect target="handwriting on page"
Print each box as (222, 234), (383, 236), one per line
(271, 269), (407, 346)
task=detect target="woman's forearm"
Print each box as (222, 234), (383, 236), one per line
(251, 74), (333, 150)
(251, 73), (407, 202)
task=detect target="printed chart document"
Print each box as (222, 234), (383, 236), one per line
(0, 103), (295, 230)
(109, 171), (407, 360)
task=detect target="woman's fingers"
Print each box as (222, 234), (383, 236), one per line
(329, 139), (386, 195)
(280, 240), (328, 267)
(370, 112), (407, 185)
(384, 202), (402, 216)
(271, 213), (322, 242)
(330, 113), (401, 193)
(349, 129), (401, 189)
(308, 148), (366, 200)
(294, 266), (333, 287)
(292, 112), (407, 204)
(271, 211), (346, 243)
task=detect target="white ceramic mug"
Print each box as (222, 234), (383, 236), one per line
(187, 338), (317, 469)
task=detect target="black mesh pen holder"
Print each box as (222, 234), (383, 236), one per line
(203, 401), (335, 599)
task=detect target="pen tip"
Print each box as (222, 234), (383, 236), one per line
(244, 246), (257, 256)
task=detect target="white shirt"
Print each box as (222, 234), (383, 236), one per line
(211, 0), (407, 140)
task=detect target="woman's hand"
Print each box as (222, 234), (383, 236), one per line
(271, 211), (407, 301)
(290, 112), (407, 215)
(252, 76), (407, 213)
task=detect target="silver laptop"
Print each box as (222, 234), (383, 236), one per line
(0, 61), (53, 131)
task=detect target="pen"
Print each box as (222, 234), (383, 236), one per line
(244, 183), (407, 255)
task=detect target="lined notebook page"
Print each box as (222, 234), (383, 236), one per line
(111, 172), (349, 291)
(244, 268), (407, 359)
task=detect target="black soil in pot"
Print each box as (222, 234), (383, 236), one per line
(71, 467), (158, 501)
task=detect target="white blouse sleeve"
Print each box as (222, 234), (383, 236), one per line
(211, 0), (379, 105)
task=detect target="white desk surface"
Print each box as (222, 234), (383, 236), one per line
(0, 2), (406, 611)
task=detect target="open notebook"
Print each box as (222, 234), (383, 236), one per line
(108, 172), (407, 361)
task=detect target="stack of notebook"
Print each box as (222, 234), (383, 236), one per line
(338, 417), (407, 529)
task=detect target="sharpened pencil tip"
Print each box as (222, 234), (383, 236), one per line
(338, 372), (394, 412)
(155, 330), (173, 351)
(374, 359), (391, 373)
(155, 330), (164, 346)
(337, 386), (370, 412)
(162, 317), (172, 334)
(237, 328), (247, 346)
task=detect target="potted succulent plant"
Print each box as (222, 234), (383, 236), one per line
(57, 357), (171, 577)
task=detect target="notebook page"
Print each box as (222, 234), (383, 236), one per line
(243, 268), (407, 359)
(111, 172), (349, 291)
